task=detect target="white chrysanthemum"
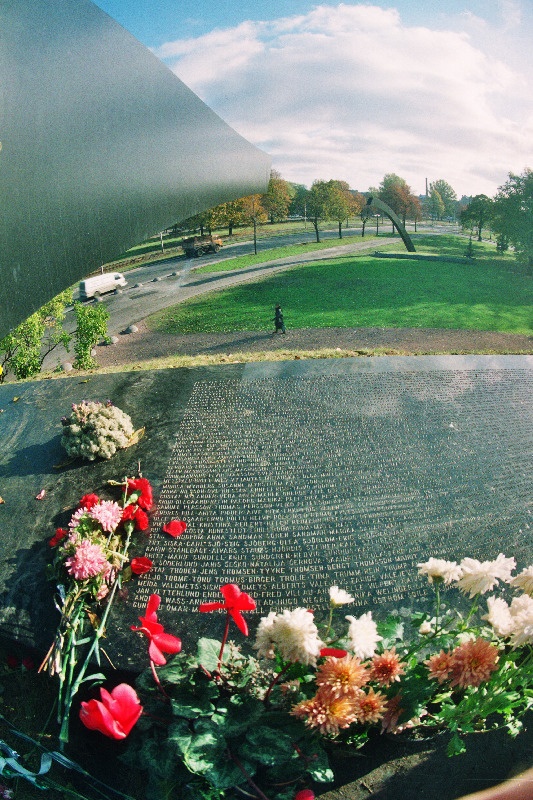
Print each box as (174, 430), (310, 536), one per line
(418, 621), (433, 635)
(482, 596), (514, 637)
(253, 611), (277, 660)
(253, 608), (324, 666)
(329, 586), (355, 606)
(508, 594), (533, 648)
(510, 566), (533, 597)
(345, 611), (382, 660)
(457, 554), (516, 598)
(417, 558), (462, 585)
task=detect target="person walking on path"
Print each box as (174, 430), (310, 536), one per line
(273, 304), (286, 334)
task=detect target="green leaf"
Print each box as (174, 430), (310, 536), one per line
(171, 685), (216, 719)
(197, 639), (230, 672)
(239, 725), (294, 767)
(80, 672), (106, 684)
(307, 748), (334, 783)
(447, 733), (466, 757)
(211, 695), (263, 737)
(174, 719), (245, 790)
(377, 616), (404, 648)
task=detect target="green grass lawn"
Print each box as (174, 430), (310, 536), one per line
(147, 242), (532, 336)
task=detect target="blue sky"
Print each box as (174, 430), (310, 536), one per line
(95, 0), (532, 197)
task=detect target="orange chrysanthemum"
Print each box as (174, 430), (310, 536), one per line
(353, 687), (388, 724)
(369, 647), (405, 686)
(449, 637), (499, 689)
(315, 654), (370, 698)
(292, 688), (359, 736)
(425, 649), (454, 684)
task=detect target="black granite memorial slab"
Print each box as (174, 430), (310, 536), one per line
(0, 356), (531, 671)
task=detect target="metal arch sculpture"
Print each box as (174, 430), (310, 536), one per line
(365, 197), (416, 252)
(0, 0), (271, 338)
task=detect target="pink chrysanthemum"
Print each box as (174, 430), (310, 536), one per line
(352, 687), (388, 724)
(68, 508), (87, 531)
(425, 650), (454, 683)
(65, 540), (110, 581)
(369, 648), (406, 687)
(292, 688), (359, 736)
(89, 501), (123, 533)
(315, 654), (369, 698)
(449, 637), (499, 689)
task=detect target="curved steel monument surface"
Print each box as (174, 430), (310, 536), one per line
(365, 197), (416, 252)
(0, 0), (270, 338)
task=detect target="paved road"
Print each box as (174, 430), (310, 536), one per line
(78, 235), (400, 337)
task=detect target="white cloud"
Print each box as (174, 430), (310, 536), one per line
(156, 3), (532, 196)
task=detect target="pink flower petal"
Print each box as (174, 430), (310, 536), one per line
(162, 520), (187, 538)
(35, 489), (46, 500)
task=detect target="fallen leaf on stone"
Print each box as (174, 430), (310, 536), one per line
(127, 427), (145, 447)
(35, 489), (46, 500)
(0, 497), (5, 504)
(12, 396), (19, 402)
(162, 520), (187, 538)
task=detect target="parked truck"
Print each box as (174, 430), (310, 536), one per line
(181, 235), (223, 257)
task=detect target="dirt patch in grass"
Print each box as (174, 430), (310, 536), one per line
(94, 324), (533, 371)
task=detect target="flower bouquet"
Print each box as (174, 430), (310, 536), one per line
(40, 475), (154, 746)
(60, 400), (143, 461)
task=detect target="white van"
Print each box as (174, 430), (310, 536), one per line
(79, 272), (127, 300)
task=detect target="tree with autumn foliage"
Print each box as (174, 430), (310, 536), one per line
(261, 169), (293, 223)
(378, 174), (420, 227)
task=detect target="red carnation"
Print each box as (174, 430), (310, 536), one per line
(127, 478), (153, 511)
(79, 493), (100, 510)
(122, 505), (149, 532)
(49, 528), (68, 547)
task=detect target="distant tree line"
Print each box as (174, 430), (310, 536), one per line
(459, 168), (532, 271)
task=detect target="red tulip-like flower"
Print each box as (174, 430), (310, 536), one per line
(131, 594), (182, 665)
(127, 478), (153, 510)
(294, 790), (315, 800)
(130, 557), (153, 575)
(162, 520), (187, 538)
(199, 583), (256, 636)
(79, 683), (142, 740)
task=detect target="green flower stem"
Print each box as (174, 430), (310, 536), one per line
(57, 598), (85, 726)
(434, 583), (441, 635)
(323, 606), (334, 638)
(228, 749), (272, 800)
(263, 662), (291, 706)
(58, 528), (132, 748)
(217, 612), (231, 674)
